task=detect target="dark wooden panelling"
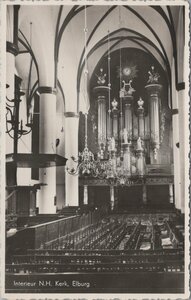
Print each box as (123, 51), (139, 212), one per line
(118, 186), (142, 208)
(16, 189), (30, 215)
(147, 185), (169, 206)
(93, 186), (110, 208)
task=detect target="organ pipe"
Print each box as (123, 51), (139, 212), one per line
(145, 83), (162, 160)
(93, 85), (110, 159)
(144, 114), (150, 139)
(107, 111), (112, 139)
(136, 138), (145, 176)
(137, 98), (145, 139)
(92, 65), (164, 180)
(97, 95), (107, 146)
(124, 97), (133, 139)
(123, 144), (131, 176)
(112, 110), (118, 141)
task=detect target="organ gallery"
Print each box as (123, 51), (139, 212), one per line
(3, 2), (189, 296)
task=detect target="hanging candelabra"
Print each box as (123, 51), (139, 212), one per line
(6, 22), (34, 153)
(66, 113), (97, 176)
(6, 76), (33, 154)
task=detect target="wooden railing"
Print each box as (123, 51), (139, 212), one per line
(7, 210), (106, 251)
(6, 247), (184, 274)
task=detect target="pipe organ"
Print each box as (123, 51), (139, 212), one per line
(93, 66), (163, 177)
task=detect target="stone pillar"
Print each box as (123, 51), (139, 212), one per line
(172, 91), (181, 211)
(65, 112), (79, 206)
(145, 84), (162, 161)
(6, 52), (15, 103)
(6, 6), (20, 187)
(38, 87), (57, 214)
(6, 6), (20, 154)
(178, 89), (187, 213)
(6, 6), (19, 89)
(169, 183), (174, 204)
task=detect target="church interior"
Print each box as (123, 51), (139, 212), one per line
(5, 4), (189, 294)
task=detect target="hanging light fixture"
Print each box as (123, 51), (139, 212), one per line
(66, 113), (97, 176)
(6, 21), (34, 142)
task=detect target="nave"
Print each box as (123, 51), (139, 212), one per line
(6, 212), (184, 293)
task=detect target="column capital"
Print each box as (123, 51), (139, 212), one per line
(122, 95), (134, 104)
(145, 83), (162, 96)
(6, 41), (19, 56)
(112, 109), (119, 117)
(122, 142), (131, 150)
(125, 102), (131, 107)
(97, 95), (106, 103)
(137, 107), (144, 116)
(136, 148), (144, 156)
(64, 112), (79, 118)
(37, 86), (57, 95)
(93, 86), (110, 98)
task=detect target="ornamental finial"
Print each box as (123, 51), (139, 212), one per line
(95, 68), (107, 85)
(120, 79), (135, 97)
(112, 98), (118, 111)
(147, 66), (160, 84)
(137, 97), (144, 109)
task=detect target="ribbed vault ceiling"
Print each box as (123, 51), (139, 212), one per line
(15, 4), (184, 113)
